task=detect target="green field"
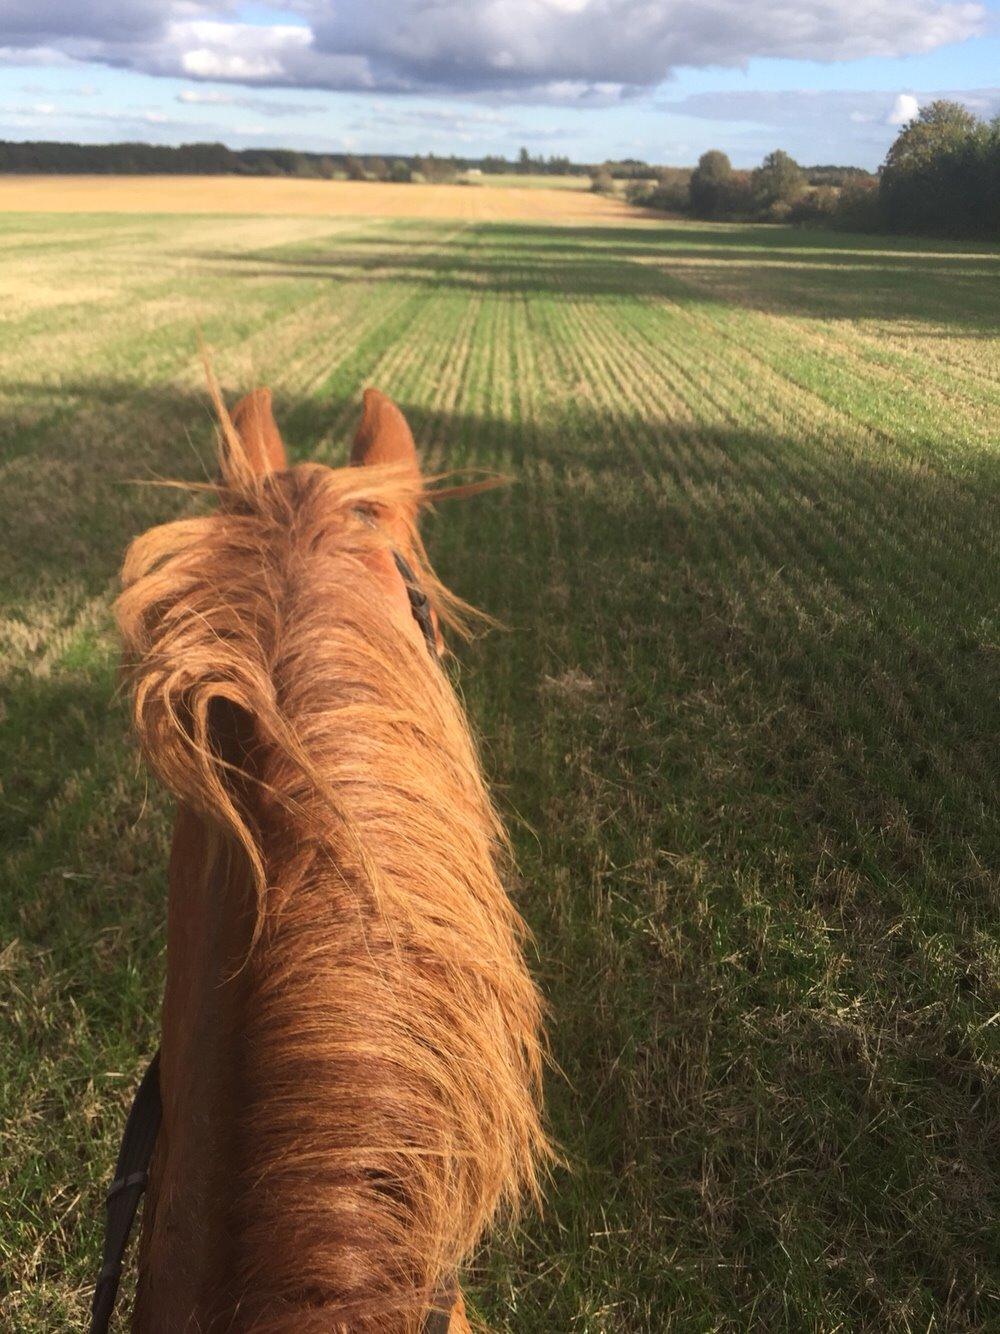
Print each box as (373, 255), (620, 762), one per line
(2, 210), (999, 1331)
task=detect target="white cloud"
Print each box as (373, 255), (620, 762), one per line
(0, 44), (73, 68)
(177, 88), (234, 104)
(0, 1), (987, 103)
(177, 87), (327, 116)
(888, 92), (920, 124)
(171, 20), (311, 81)
(0, 99), (200, 129)
(658, 87), (998, 131)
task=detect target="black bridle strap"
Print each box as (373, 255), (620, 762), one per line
(392, 548), (438, 658)
(89, 1051), (161, 1334)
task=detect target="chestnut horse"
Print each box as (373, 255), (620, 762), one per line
(112, 385), (547, 1331)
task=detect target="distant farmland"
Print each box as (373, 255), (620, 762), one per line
(0, 173), (625, 221)
(1, 203), (999, 1331)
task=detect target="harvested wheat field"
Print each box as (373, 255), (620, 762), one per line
(2, 209), (1000, 1331)
(0, 173), (635, 222)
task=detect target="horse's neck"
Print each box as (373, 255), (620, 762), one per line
(135, 804), (257, 1331)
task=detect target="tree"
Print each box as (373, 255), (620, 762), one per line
(416, 154), (456, 183)
(590, 165), (615, 194)
(343, 154), (367, 181)
(983, 116), (1000, 232)
(752, 150), (805, 212)
(689, 150), (733, 217)
(883, 99), (978, 174)
(388, 158), (413, 183)
(879, 100), (990, 234)
(367, 156), (389, 181)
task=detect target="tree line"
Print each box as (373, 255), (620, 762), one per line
(620, 101), (999, 238)
(0, 140), (584, 181)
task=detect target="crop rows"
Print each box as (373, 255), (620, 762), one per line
(1, 210), (998, 1330)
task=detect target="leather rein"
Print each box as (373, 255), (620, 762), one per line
(90, 549), (451, 1332)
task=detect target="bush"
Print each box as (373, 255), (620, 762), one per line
(639, 167), (691, 212)
(787, 185), (839, 225)
(835, 176), (884, 231)
(590, 166), (616, 194)
(764, 199), (794, 223)
(624, 179), (654, 205)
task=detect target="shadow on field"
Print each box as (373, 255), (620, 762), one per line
(194, 221), (1000, 331)
(5, 379), (1000, 1327)
(3, 373), (999, 596)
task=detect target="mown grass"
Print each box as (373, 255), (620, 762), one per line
(1, 211), (998, 1331)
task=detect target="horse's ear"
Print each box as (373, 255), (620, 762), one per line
(231, 388), (287, 476)
(351, 388), (419, 478)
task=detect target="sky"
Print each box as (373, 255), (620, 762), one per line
(0, 1), (998, 169)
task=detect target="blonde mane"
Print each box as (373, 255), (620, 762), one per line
(115, 419), (548, 1329)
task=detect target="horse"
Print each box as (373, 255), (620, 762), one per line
(109, 382), (548, 1331)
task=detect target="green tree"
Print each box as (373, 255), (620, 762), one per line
(752, 150), (806, 212)
(689, 150), (733, 217)
(883, 99), (978, 174)
(880, 100), (991, 234)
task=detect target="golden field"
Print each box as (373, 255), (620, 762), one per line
(0, 173), (636, 223)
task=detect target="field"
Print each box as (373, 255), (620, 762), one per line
(459, 172), (589, 189)
(0, 174), (625, 222)
(1, 193), (999, 1331)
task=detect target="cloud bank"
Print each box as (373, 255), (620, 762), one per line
(657, 87), (1000, 129)
(0, 0), (988, 102)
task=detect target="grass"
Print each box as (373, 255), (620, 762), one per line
(1, 207), (998, 1332)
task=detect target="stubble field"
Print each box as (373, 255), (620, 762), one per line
(0, 173), (623, 222)
(1, 191), (999, 1331)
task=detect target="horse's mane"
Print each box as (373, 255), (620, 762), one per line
(114, 418), (547, 1329)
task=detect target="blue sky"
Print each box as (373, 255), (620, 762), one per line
(1, 1), (997, 169)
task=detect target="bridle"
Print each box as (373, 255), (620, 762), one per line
(391, 548), (438, 658)
(90, 550), (451, 1332)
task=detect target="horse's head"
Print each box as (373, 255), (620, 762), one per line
(114, 382), (546, 1332)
